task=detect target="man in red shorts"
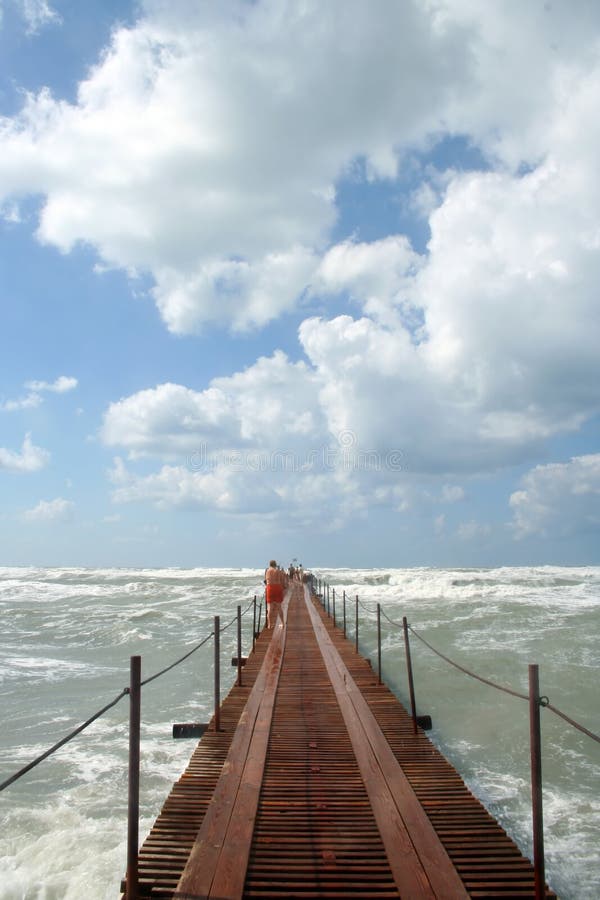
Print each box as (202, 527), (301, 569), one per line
(264, 559), (285, 629)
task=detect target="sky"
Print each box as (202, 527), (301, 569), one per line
(1, 0), (599, 569)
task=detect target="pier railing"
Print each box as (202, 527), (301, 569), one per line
(314, 576), (600, 900)
(0, 592), (264, 900)
(2, 575), (599, 900)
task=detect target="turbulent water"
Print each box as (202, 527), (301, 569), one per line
(0, 566), (598, 899)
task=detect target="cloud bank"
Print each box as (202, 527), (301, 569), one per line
(2, 1), (599, 541)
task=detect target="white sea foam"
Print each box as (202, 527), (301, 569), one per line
(0, 565), (598, 899)
(0, 655), (108, 685)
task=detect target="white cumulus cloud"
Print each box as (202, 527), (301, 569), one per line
(2, 376), (78, 413)
(101, 351), (323, 458)
(4, 1), (600, 529)
(0, 0), (478, 331)
(510, 454), (600, 538)
(10, 0), (61, 34)
(25, 375), (78, 393)
(1, 392), (42, 412)
(23, 496), (75, 522)
(0, 434), (50, 472)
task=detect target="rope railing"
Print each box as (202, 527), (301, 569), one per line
(0, 688), (129, 793)
(369, 596), (600, 744)
(407, 623), (600, 744)
(141, 630), (215, 688)
(408, 623), (529, 702)
(219, 597), (255, 634)
(357, 595), (376, 614)
(0, 593), (259, 794)
(544, 700), (600, 744)
(316, 576), (600, 900)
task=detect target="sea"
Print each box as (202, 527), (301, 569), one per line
(0, 565), (599, 900)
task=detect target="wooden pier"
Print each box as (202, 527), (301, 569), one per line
(122, 583), (557, 899)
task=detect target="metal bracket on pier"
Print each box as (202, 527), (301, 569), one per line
(415, 714), (432, 731)
(172, 723), (209, 739)
(231, 656), (247, 667)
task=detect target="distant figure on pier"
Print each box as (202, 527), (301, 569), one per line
(264, 559), (285, 629)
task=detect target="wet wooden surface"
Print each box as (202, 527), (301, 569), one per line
(122, 583), (557, 899)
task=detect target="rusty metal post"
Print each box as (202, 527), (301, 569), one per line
(529, 664), (545, 900)
(326, 583), (330, 616)
(214, 616), (221, 732)
(237, 605), (243, 687)
(127, 655), (141, 900)
(332, 588), (336, 627)
(377, 603), (382, 685)
(355, 594), (359, 653)
(403, 617), (418, 734)
(252, 594), (257, 649)
(343, 590), (347, 637)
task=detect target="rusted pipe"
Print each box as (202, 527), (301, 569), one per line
(127, 655), (141, 900)
(529, 664), (545, 900)
(403, 617), (418, 734)
(237, 605), (243, 687)
(377, 603), (382, 685)
(214, 616), (221, 732)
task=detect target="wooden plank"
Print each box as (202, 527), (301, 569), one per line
(173, 597), (289, 899)
(125, 582), (558, 899)
(304, 586), (469, 900)
(244, 587), (402, 898)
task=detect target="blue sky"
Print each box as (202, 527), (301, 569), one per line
(1, 0), (599, 568)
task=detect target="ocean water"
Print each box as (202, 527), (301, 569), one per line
(0, 566), (598, 899)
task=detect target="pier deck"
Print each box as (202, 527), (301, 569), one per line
(122, 583), (556, 899)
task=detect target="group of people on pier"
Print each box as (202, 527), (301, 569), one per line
(263, 559), (307, 628)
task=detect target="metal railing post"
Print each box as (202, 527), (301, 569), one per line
(252, 594), (257, 649)
(332, 588), (336, 627)
(214, 616), (221, 732)
(355, 594), (359, 653)
(403, 617), (418, 733)
(529, 664), (546, 900)
(377, 603), (382, 685)
(343, 590), (347, 638)
(126, 655), (141, 900)
(237, 605), (243, 687)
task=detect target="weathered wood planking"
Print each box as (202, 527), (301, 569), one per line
(173, 596), (290, 899)
(303, 587), (468, 899)
(120, 603), (276, 898)
(121, 582), (557, 899)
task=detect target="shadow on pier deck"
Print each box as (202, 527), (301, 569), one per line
(122, 583), (557, 899)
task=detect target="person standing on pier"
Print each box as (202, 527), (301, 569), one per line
(264, 559), (285, 629)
